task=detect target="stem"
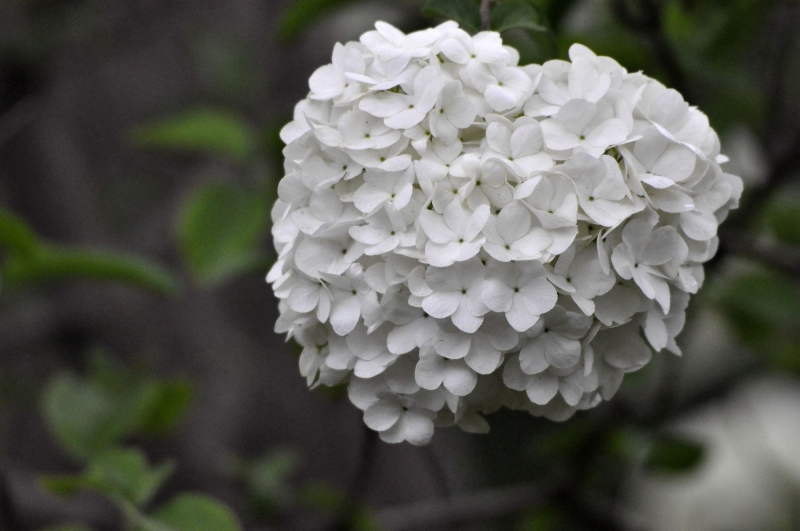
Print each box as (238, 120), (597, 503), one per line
(610, 0), (694, 102)
(480, 0), (493, 31)
(421, 445), (449, 498)
(328, 426), (380, 531)
(376, 483), (545, 531)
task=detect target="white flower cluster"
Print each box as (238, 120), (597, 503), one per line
(269, 21), (743, 445)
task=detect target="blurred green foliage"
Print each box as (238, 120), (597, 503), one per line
(41, 353), (193, 460)
(129, 109), (256, 163)
(231, 448), (300, 515)
(0, 208), (178, 295)
(644, 434), (705, 474)
(146, 494), (242, 531)
(490, 0), (548, 34)
(44, 447), (174, 506)
(423, 0), (482, 31)
(278, 0), (359, 41)
(37, 353), (242, 531)
(178, 181), (271, 285)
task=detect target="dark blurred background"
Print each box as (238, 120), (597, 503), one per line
(0, 1), (799, 530)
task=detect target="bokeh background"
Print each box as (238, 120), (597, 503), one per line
(1, 0), (799, 530)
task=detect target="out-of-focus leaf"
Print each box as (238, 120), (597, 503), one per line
(301, 481), (347, 516)
(765, 197), (800, 247)
(42, 448), (173, 508)
(2, 247), (177, 296)
(644, 435), (704, 474)
(351, 508), (380, 531)
(129, 109), (255, 162)
(41, 356), (194, 460)
(278, 0), (356, 41)
(423, 0), (481, 32)
(178, 182), (270, 285)
(236, 448), (299, 513)
(83, 448), (174, 507)
(138, 381), (194, 436)
(41, 475), (87, 497)
(38, 525), (94, 531)
(43, 373), (136, 460)
(490, 0), (548, 34)
(150, 494), (242, 531)
(517, 507), (564, 531)
(490, 1), (558, 62)
(0, 208), (39, 257)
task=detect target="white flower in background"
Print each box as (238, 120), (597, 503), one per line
(269, 21), (743, 444)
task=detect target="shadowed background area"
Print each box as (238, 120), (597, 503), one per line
(0, 1), (799, 530)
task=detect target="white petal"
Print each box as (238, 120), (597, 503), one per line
(443, 362), (478, 396)
(421, 291), (462, 318)
(330, 296), (361, 335)
(364, 400), (402, 431)
(525, 372), (559, 405)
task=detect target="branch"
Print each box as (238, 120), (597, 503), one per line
(375, 483), (545, 531)
(327, 425), (380, 531)
(721, 229), (800, 280)
(0, 97), (37, 149)
(610, 0), (694, 102)
(708, 129), (800, 276)
(421, 445), (449, 498)
(480, 0), (493, 31)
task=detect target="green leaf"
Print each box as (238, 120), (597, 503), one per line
(129, 109), (255, 162)
(178, 182), (270, 284)
(41, 475), (87, 496)
(41, 357), (194, 460)
(278, 0), (357, 41)
(644, 435), (705, 474)
(236, 449), (299, 513)
(490, 0), (548, 34)
(151, 494), (242, 531)
(423, 0), (482, 32)
(43, 373), (131, 459)
(0, 208), (39, 257)
(83, 448), (174, 507)
(301, 481), (347, 516)
(38, 525), (95, 531)
(138, 381), (194, 436)
(3, 247), (177, 296)
(42, 448), (173, 508)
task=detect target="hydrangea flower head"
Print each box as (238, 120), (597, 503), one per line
(269, 21), (743, 445)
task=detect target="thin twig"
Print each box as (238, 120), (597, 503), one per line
(329, 426), (380, 531)
(718, 230), (800, 280)
(421, 445), (449, 498)
(480, 0), (493, 31)
(376, 482), (545, 531)
(0, 97), (37, 150)
(610, 0), (694, 102)
(764, 0), (798, 150)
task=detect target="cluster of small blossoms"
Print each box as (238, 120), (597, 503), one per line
(269, 21), (743, 445)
